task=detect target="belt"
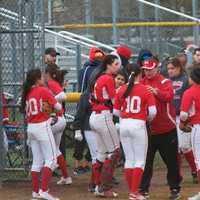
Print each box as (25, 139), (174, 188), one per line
(93, 110), (111, 114)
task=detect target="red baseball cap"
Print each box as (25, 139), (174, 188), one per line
(116, 46), (133, 60)
(141, 59), (158, 69)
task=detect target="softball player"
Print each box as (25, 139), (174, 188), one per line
(180, 68), (200, 200)
(21, 69), (61, 200)
(45, 64), (72, 185)
(114, 64), (157, 200)
(167, 57), (197, 183)
(89, 54), (120, 198)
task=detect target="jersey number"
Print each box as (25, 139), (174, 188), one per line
(26, 98), (42, 116)
(125, 96), (141, 113)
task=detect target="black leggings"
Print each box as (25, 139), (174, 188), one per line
(140, 129), (182, 192)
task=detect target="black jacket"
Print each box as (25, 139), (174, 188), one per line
(72, 88), (91, 131)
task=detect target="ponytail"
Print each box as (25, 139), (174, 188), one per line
(123, 72), (135, 98)
(123, 63), (141, 98)
(21, 68), (41, 113)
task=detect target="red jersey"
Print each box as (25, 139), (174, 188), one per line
(47, 79), (64, 116)
(114, 83), (155, 121)
(26, 86), (58, 123)
(91, 73), (115, 112)
(180, 84), (200, 125)
(141, 73), (176, 134)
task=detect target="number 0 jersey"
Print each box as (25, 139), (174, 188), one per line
(26, 86), (58, 123)
(114, 83), (155, 120)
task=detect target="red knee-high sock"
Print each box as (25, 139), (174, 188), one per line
(94, 161), (103, 185)
(41, 167), (52, 192)
(131, 168), (143, 194)
(57, 154), (68, 178)
(197, 170), (200, 183)
(124, 168), (133, 191)
(31, 171), (40, 193)
(184, 150), (197, 173)
(90, 163), (96, 185)
(177, 153), (182, 177)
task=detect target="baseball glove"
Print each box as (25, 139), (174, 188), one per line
(179, 120), (192, 133)
(42, 101), (55, 114)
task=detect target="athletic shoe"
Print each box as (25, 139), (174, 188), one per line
(83, 166), (90, 173)
(192, 172), (198, 184)
(169, 189), (181, 200)
(73, 167), (85, 175)
(140, 191), (149, 199)
(56, 176), (72, 185)
(39, 191), (60, 200)
(129, 193), (146, 200)
(88, 183), (96, 192)
(188, 193), (200, 200)
(32, 191), (41, 199)
(94, 186), (118, 198)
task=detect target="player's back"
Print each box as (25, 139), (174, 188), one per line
(26, 86), (52, 123)
(115, 83), (155, 121)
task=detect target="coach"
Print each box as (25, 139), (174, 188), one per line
(139, 58), (182, 200)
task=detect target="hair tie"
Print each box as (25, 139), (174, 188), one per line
(128, 71), (135, 81)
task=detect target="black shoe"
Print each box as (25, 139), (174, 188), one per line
(169, 189), (181, 200)
(112, 177), (120, 185)
(192, 172), (198, 184)
(83, 166), (90, 173)
(73, 167), (86, 175)
(140, 190), (150, 199)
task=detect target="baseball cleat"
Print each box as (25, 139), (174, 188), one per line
(88, 183), (96, 193)
(192, 172), (198, 184)
(32, 191), (42, 199)
(188, 193), (200, 200)
(140, 191), (149, 199)
(56, 176), (72, 185)
(169, 189), (181, 200)
(129, 193), (146, 200)
(94, 186), (118, 198)
(39, 190), (60, 200)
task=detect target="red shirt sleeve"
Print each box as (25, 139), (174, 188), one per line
(48, 80), (63, 95)
(180, 90), (192, 113)
(42, 88), (58, 106)
(105, 76), (116, 99)
(145, 89), (156, 107)
(114, 87), (125, 110)
(156, 79), (174, 102)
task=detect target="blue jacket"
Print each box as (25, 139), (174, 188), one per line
(78, 60), (101, 92)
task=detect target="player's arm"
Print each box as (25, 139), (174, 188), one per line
(43, 88), (62, 111)
(113, 90), (123, 117)
(180, 90), (192, 122)
(148, 79), (174, 102)
(106, 77), (116, 104)
(146, 90), (157, 121)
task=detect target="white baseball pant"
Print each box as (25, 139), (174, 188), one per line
(84, 130), (97, 164)
(191, 124), (200, 170)
(89, 111), (120, 162)
(27, 120), (57, 172)
(120, 118), (148, 169)
(176, 116), (192, 153)
(51, 116), (66, 156)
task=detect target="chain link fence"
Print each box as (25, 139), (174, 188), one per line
(0, 0), (45, 181)
(51, 0), (199, 61)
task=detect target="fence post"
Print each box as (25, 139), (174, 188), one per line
(76, 44), (81, 92)
(0, 33), (6, 189)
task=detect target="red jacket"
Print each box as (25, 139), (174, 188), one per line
(141, 73), (176, 134)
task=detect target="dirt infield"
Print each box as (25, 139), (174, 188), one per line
(0, 166), (199, 200)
